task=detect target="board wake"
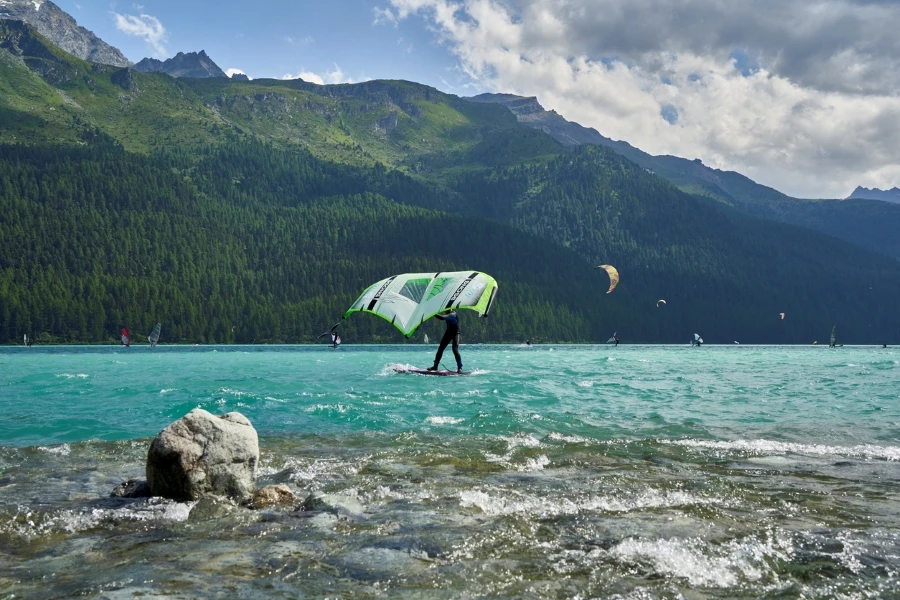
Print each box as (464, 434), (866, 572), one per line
(393, 367), (471, 376)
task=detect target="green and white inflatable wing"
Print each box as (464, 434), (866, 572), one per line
(343, 271), (499, 338)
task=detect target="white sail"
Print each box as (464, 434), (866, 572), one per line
(149, 323), (161, 347)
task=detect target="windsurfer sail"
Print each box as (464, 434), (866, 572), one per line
(120, 328), (131, 347)
(343, 271), (498, 338)
(148, 323), (161, 348)
(829, 325), (842, 348)
(424, 333), (429, 344)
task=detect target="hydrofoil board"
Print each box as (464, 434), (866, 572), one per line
(393, 367), (471, 376)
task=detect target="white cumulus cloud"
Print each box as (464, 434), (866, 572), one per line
(282, 65), (357, 85)
(114, 12), (167, 57)
(225, 68), (250, 80)
(379, 0), (900, 198)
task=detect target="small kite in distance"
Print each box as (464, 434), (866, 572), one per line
(779, 312), (785, 320)
(657, 299), (666, 308)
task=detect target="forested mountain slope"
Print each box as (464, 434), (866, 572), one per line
(469, 94), (900, 260)
(2, 140), (898, 345)
(2, 20), (899, 344)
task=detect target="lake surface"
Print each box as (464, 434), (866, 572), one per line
(1, 344), (898, 598)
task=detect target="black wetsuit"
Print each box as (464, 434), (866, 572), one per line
(431, 311), (462, 371)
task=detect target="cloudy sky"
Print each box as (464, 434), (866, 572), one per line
(62, 0), (899, 198)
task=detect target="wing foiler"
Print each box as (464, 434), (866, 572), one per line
(343, 271), (498, 338)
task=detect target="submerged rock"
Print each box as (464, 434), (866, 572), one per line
(251, 484), (298, 508)
(188, 496), (237, 522)
(109, 478), (151, 498)
(300, 491), (365, 518)
(146, 409), (258, 503)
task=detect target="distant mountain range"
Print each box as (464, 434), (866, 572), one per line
(0, 0), (129, 66)
(467, 93), (900, 259)
(847, 186), (900, 204)
(134, 50), (226, 79)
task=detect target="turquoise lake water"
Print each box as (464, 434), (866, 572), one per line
(1, 344), (898, 598)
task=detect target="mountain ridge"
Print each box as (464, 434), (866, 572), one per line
(848, 186), (900, 204)
(467, 92), (900, 259)
(134, 50), (227, 78)
(0, 0), (129, 66)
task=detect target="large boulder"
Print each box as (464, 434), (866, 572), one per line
(146, 409), (259, 503)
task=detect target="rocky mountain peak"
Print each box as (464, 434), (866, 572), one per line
(0, 0), (130, 66)
(847, 186), (900, 204)
(133, 50), (227, 78)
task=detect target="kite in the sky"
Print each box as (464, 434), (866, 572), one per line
(595, 265), (619, 294)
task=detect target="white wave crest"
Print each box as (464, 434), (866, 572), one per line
(666, 438), (900, 461)
(426, 416), (464, 425)
(459, 487), (724, 517)
(608, 535), (787, 587)
(4, 499), (192, 539)
(37, 444), (71, 456)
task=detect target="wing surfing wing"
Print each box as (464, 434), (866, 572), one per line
(343, 271), (498, 337)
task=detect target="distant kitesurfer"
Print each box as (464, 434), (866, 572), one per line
(883, 343), (888, 349)
(428, 309), (462, 373)
(318, 322), (341, 348)
(614, 334), (619, 347)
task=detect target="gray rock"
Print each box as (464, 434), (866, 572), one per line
(133, 50), (226, 78)
(300, 491), (365, 518)
(146, 409), (258, 503)
(110, 478), (151, 498)
(0, 0), (130, 66)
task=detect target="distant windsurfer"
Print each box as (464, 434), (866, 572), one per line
(428, 309), (462, 373)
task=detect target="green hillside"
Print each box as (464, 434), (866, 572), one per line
(0, 20), (560, 173)
(2, 20), (899, 345)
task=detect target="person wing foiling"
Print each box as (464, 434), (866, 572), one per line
(429, 309), (462, 372)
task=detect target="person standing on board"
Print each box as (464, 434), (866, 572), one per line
(428, 309), (463, 373)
